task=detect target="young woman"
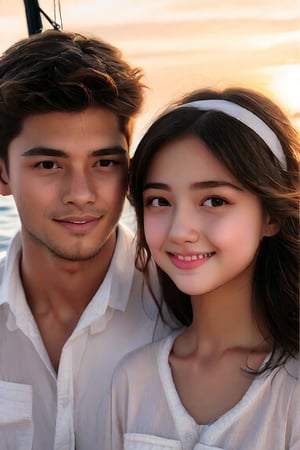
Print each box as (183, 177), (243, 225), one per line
(107, 87), (299, 449)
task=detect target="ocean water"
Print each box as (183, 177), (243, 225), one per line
(0, 196), (20, 257)
(0, 195), (136, 259)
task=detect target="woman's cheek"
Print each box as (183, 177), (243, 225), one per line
(144, 213), (168, 251)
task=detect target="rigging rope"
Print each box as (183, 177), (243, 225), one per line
(53, 0), (63, 30)
(39, 0), (63, 31)
(23, 0), (64, 35)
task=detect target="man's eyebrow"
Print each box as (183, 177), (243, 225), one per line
(21, 146), (127, 158)
(21, 147), (69, 158)
(91, 146), (127, 157)
(143, 180), (243, 191)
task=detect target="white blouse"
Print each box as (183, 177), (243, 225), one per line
(108, 332), (300, 450)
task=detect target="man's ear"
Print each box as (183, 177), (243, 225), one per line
(263, 215), (280, 237)
(0, 159), (11, 196)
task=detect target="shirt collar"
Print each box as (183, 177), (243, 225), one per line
(75, 222), (136, 332)
(0, 222), (136, 324)
(107, 222), (136, 311)
(0, 231), (23, 311)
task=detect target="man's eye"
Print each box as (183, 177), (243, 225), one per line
(95, 160), (116, 167)
(202, 197), (227, 207)
(36, 161), (59, 169)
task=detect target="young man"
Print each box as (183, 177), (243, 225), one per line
(0, 30), (171, 450)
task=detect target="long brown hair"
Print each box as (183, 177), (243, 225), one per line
(129, 87), (299, 371)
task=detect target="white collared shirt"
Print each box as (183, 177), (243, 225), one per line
(0, 223), (171, 450)
(109, 332), (300, 450)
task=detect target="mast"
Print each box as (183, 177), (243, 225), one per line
(23, 0), (43, 35)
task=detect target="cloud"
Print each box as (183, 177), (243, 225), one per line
(0, 0), (298, 134)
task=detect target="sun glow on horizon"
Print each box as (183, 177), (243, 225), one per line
(270, 64), (300, 115)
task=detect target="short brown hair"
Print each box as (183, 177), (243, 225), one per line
(0, 30), (144, 165)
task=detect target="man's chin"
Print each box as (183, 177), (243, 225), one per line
(46, 242), (104, 262)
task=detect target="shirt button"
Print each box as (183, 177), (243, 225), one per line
(185, 432), (194, 441)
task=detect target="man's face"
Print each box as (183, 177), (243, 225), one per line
(0, 107), (129, 262)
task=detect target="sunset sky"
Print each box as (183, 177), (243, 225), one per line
(0, 0), (299, 146)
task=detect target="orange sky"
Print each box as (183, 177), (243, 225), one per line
(0, 0), (299, 144)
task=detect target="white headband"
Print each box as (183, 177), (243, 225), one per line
(176, 99), (287, 170)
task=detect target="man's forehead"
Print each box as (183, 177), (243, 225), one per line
(10, 108), (129, 155)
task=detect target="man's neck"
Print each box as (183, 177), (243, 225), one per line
(18, 230), (117, 372)
(22, 240), (115, 314)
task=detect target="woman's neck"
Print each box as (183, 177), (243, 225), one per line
(179, 283), (272, 358)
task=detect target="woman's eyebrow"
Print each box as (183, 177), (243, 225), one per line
(143, 182), (170, 192)
(190, 180), (243, 191)
(143, 180), (243, 192)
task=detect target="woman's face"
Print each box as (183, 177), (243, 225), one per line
(142, 134), (278, 298)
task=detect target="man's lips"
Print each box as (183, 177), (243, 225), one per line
(54, 215), (102, 233)
(55, 215), (101, 224)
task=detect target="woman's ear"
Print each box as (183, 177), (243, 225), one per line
(0, 159), (11, 196)
(263, 215), (280, 237)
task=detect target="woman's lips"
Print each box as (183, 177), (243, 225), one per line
(168, 251), (215, 269)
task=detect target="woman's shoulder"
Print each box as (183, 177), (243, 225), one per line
(276, 354), (299, 384)
(284, 354), (299, 379)
(269, 354), (300, 402)
(112, 331), (180, 385)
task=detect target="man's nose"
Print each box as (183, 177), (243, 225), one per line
(62, 169), (96, 206)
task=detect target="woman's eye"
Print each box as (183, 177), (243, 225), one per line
(147, 197), (169, 207)
(203, 197), (227, 207)
(36, 161), (59, 169)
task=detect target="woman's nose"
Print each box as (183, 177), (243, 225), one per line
(168, 205), (200, 244)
